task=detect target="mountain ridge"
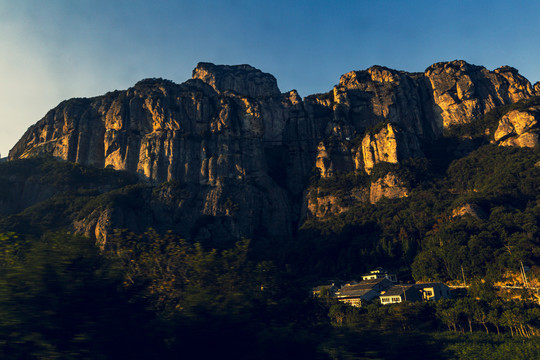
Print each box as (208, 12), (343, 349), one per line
(4, 60), (540, 258)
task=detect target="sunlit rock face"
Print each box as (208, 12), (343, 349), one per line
(9, 72), (290, 185)
(192, 62), (281, 98)
(494, 108), (540, 148)
(361, 124), (423, 175)
(10, 66), (297, 242)
(8, 60), (537, 240)
(451, 203), (487, 220)
(305, 187), (369, 219)
(334, 66), (434, 137)
(425, 61), (534, 129)
(369, 173), (408, 204)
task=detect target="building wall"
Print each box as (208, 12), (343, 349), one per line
(380, 296), (402, 304)
(339, 298), (362, 307)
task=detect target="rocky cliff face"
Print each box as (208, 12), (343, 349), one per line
(369, 173), (409, 204)
(494, 107), (539, 148)
(192, 62), (281, 98)
(8, 60), (538, 242)
(361, 123), (423, 175)
(425, 62), (534, 129)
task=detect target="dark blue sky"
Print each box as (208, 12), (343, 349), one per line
(1, 0), (540, 155)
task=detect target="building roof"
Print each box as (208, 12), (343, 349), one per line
(380, 285), (415, 297)
(337, 287), (376, 297)
(337, 278), (393, 297)
(351, 278), (392, 288)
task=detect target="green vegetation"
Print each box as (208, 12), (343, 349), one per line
(3, 229), (539, 359)
(0, 231), (327, 359)
(311, 171), (369, 197)
(413, 145), (540, 282)
(293, 144), (540, 284)
(317, 290), (540, 359)
(0, 232), (159, 359)
(0, 155), (141, 234)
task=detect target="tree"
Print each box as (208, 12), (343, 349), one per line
(0, 232), (159, 359)
(472, 300), (491, 334)
(436, 299), (461, 332)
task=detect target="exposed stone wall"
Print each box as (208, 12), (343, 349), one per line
(8, 60), (537, 239)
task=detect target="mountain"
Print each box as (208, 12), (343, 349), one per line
(3, 60), (540, 280)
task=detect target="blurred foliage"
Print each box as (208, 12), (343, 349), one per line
(0, 232), (160, 359)
(0, 230), (329, 359)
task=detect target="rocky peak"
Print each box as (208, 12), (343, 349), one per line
(133, 77), (176, 88)
(337, 66), (411, 89)
(494, 65), (519, 75)
(192, 62), (280, 98)
(534, 82), (540, 95)
(493, 66), (535, 101)
(424, 60), (534, 128)
(425, 60), (483, 76)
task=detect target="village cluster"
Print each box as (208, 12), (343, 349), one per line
(313, 268), (451, 307)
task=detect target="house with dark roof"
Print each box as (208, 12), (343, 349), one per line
(334, 278), (394, 307)
(335, 287), (380, 307)
(379, 285), (423, 305)
(351, 278), (394, 292)
(379, 282), (451, 305)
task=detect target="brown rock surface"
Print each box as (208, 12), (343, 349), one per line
(324, 65), (437, 138)
(192, 62), (280, 98)
(8, 60), (537, 240)
(361, 124), (422, 175)
(369, 173), (409, 204)
(305, 186), (369, 219)
(451, 203), (487, 220)
(494, 108), (539, 148)
(9, 69), (295, 241)
(425, 61), (534, 129)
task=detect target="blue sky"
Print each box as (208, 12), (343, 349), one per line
(1, 0), (540, 156)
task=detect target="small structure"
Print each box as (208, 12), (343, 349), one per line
(413, 283), (451, 301)
(353, 278), (394, 292)
(379, 285), (423, 305)
(362, 268), (397, 283)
